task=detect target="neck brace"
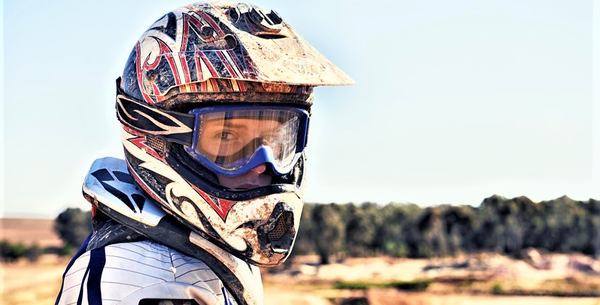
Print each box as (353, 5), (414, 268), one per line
(82, 157), (264, 305)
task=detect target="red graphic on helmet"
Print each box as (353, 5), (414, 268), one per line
(130, 10), (258, 104)
(191, 184), (236, 221)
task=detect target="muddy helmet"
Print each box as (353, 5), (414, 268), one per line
(115, 2), (352, 267)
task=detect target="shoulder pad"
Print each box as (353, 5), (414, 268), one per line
(83, 157), (165, 226)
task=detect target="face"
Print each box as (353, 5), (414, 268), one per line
(184, 106), (307, 189)
(197, 117), (287, 160)
(217, 163), (272, 189)
(197, 117), (285, 189)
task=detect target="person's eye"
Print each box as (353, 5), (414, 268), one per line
(218, 131), (236, 141)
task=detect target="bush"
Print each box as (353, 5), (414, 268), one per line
(491, 283), (504, 294)
(26, 243), (43, 262)
(334, 279), (431, 292)
(58, 244), (76, 256)
(387, 280), (431, 291)
(334, 281), (370, 290)
(0, 240), (41, 262)
(339, 297), (370, 305)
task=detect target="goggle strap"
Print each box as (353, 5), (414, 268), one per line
(115, 94), (195, 146)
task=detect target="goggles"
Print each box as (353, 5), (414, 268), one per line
(186, 106), (309, 176)
(116, 93), (309, 177)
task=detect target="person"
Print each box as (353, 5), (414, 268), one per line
(55, 2), (351, 305)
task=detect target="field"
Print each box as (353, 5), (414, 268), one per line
(3, 256), (599, 305)
(1, 219), (599, 305)
(262, 254), (600, 305)
(0, 218), (62, 248)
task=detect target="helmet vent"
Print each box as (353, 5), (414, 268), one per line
(228, 4), (287, 39)
(146, 135), (166, 157)
(224, 35), (238, 48)
(267, 211), (293, 241)
(200, 25), (214, 38)
(254, 33), (286, 39)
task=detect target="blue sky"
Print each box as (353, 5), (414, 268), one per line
(3, 0), (599, 217)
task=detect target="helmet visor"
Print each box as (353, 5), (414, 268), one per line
(186, 106), (309, 176)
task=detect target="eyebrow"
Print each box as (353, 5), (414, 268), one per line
(222, 122), (248, 129)
(204, 117), (281, 130)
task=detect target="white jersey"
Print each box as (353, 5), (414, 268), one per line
(56, 240), (238, 305)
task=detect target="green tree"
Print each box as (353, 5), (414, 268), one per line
(54, 208), (92, 249)
(442, 205), (477, 254)
(539, 196), (587, 253)
(292, 204), (316, 255)
(312, 203), (345, 264)
(584, 199), (600, 257)
(374, 203), (421, 257)
(345, 203), (378, 256)
(417, 207), (448, 257)
(475, 195), (526, 256)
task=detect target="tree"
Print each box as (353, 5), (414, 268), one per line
(539, 196), (586, 253)
(54, 208), (92, 249)
(442, 205), (477, 254)
(417, 207), (449, 257)
(375, 203), (421, 257)
(312, 204), (345, 264)
(584, 199), (600, 257)
(345, 204), (377, 257)
(292, 204), (316, 255)
(475, 195), (526, 256)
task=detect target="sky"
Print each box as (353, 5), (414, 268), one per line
(2, 0), (599, 217)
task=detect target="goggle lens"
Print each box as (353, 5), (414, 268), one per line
(187, 106), (308, 176)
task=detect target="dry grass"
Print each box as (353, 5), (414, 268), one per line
(1, 254), (599, 305)
(263, 253), (600, 305)
(263, 282), (600, 305)
(1, 256), (67, 305)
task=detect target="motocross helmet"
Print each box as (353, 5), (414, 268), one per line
(116, 2), (352, 267)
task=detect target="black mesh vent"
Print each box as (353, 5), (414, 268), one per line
(267, 211), (292, 241)
(146, 135), (167, 157)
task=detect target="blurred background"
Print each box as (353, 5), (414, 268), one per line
(2, 1), (599, 304)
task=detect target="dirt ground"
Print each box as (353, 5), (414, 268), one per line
(0, 255), (66, 305)
(2, 256), (598, 305)
(261, 253), (600, 305)
(263, 284), (600, 305)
